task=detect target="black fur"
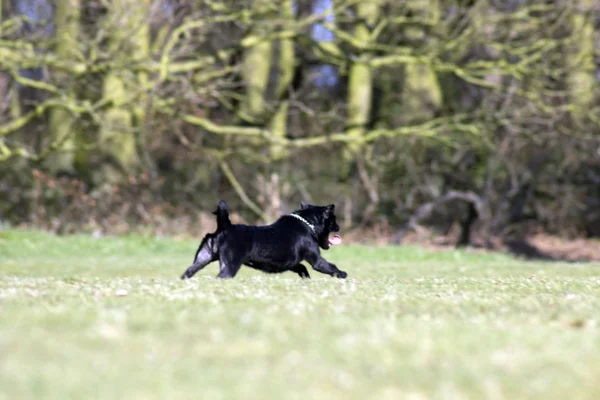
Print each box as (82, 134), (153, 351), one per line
(180, 200), (346, 280)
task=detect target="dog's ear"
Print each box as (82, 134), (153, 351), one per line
(300, 201), (309, 209)
(324, 204), (335, 216)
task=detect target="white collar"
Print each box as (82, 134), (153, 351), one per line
(288, 213), (315, 233)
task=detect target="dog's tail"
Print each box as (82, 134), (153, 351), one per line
(212, 200), (231, 231)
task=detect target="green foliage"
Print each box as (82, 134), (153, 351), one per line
(0, 0), (599, 238)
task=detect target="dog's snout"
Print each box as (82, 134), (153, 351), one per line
(332, 224), (340, 232)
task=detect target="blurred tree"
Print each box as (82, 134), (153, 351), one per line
(94, 0), (150, 184)
(400, 0), (442, 122)
(45, 0), (80, 175)
(567, 0), (595, 122)
(238, 0), (273, 126)
(269, 0), (295, 160)
(342, 1), (381, 170)
(0, 0), (599, 242)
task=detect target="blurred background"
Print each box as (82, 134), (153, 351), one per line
(0, 0), (599, 256)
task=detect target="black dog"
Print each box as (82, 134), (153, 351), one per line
(180, 200), (346, 280)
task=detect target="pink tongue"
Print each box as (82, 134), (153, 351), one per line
(328, 235), (342, 246)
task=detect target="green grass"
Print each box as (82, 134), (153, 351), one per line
(1, 229), (600, 399)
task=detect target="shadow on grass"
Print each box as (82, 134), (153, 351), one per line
(473, 238), (597, 263)
(501, 240), (557, 261)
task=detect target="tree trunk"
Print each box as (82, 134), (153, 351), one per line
(401, 0), (442, 122)
(45, 0), (80, 175)
(568, 0), (594, 122)
(269, 0), (295, 160)
(238, 0), (273, 125)
(93, 0), (149, 185)
(342, 2), (381, 173)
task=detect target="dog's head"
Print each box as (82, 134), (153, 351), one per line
(298, 202), (341, 250)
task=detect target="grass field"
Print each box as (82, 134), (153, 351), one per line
(1, 229), (600, 399)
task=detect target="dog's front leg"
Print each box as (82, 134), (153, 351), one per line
(306, 254), (347, 279)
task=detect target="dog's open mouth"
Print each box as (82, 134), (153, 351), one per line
(328, 234), (342, 246)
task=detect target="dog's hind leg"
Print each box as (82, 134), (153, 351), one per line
(290, 264), (311, 279)
(181, 235), (217, 279)
(217, 252), (244, 279)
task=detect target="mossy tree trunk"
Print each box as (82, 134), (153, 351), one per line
(94, 0), (149, 185)
(233, 0), (277, 221)
(342, 2), (381, 175)
(45, 0), (80, 175)
(1, 0), (20, 125)
(401, 0), (442, 122)
(238, 0), (273, 125)
(268, 0), (295, 160)
(567, 0), (595, 123)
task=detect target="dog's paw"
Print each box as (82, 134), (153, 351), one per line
(180, 273), (189, 280)
(335, 271), (347, 279)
